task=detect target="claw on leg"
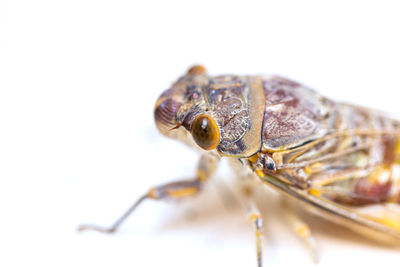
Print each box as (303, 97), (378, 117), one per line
(77, 194), (148, 234)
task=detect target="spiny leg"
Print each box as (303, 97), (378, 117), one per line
(241, 187), (264, 267)
(78, 153), (220, 234)
(282, 198), (319, 263)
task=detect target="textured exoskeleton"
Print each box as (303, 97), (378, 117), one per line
(154, 65), (400, 242)
(80, 65), (400, 267)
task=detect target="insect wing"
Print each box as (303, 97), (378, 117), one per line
(261, 174), (400, 242)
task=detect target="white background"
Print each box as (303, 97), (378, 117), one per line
(1, 1), (400, 266)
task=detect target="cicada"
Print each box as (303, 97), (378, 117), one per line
(79, 65), (400, 266)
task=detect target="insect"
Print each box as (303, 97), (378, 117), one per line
(79, 65), (400, 266)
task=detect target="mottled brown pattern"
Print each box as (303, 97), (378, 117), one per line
(155, 68), (400, 208)
(262, 76), (335, 150)
(154, 67), (400, 242)
(260, 78), (400, 206)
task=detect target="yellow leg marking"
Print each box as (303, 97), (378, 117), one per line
(379, 217), (400, 231)
(308, 188), (321, 197)
(304, 162), (323, 175)
(79, 154), (220, 235)
(249, 153), (259, 163)
(248, 212), (263, 267)
(295, 223), (311, 238)
(167, 187), (198, 198)
(242, 193), (264, 267)
(147, 187), (158, 199)
(284, 199), (319, 263)
(196, 169), (207, 181)
(395, 139), (400, 155)
(249, 212), (261, 223)
(255, 169), (265, 178)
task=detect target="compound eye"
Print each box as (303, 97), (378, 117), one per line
(191, 115), (220, 150)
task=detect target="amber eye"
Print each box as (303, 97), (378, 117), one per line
(191, 115), (220, 150)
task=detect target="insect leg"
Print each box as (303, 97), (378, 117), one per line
(78, 153), (220, 234)
(282, 198), (319, 263)
(241, 188), (264, 267)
